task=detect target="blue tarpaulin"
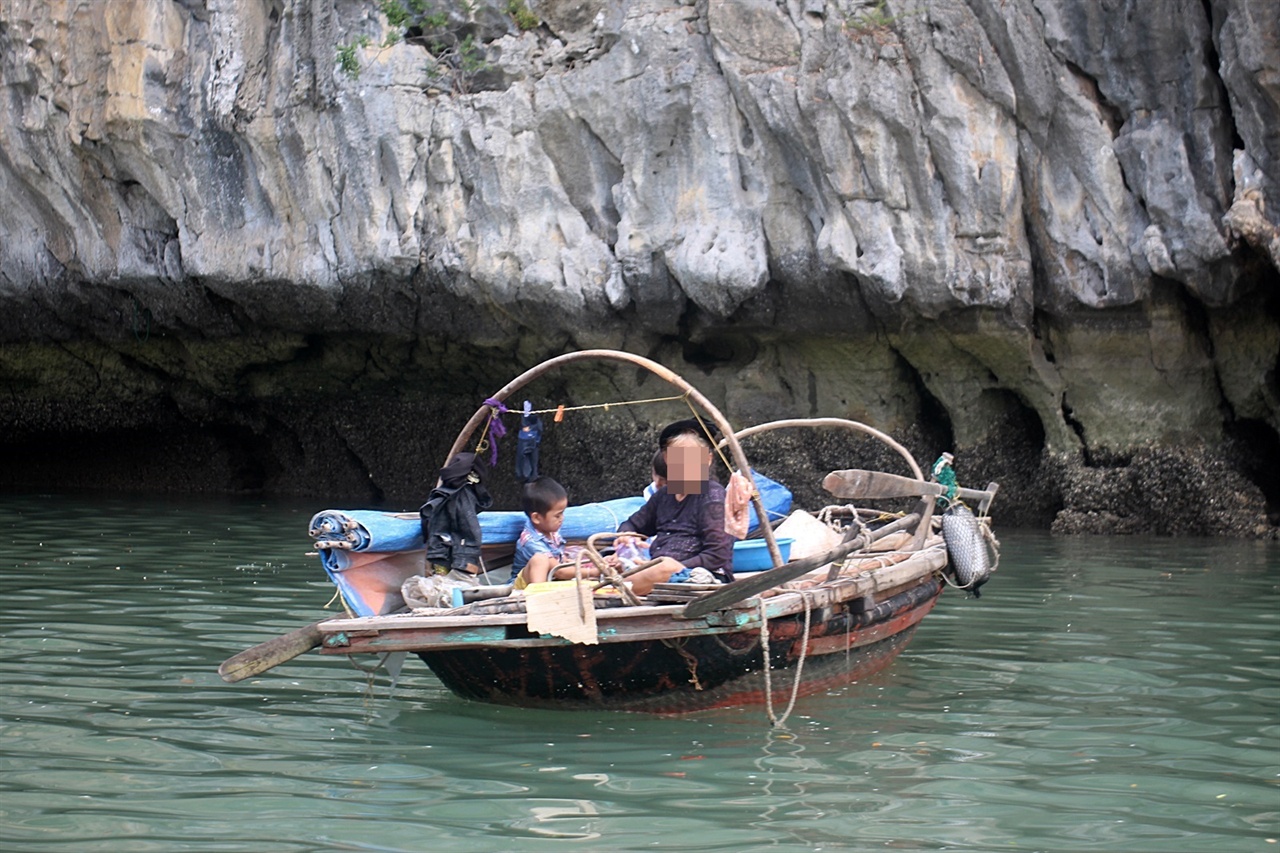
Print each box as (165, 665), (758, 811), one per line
(310, 475), (791, 558)
(312, 474), (793, 615)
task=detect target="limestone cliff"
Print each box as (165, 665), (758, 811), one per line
(0, 0), (1276, 535)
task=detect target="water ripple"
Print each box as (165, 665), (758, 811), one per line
(1, 499), (1278, 851)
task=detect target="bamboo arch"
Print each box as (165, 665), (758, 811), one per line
(444, 349), (785, 568)
(720, 417), (934, 549)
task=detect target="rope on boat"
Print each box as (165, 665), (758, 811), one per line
(816, 504), (856, 529)
(708, 632), (762, 656)
(348, 652), (394, 674)
(680, 399), (766, 510)
(760, 590), (813, 728)
(932, 453), (959, 506)
(477, 390), (739, 479)
(582, 533), (646, 607)
(664, 637), (703, 690)
(984, 521), (1001, 573)
(322, 584), (357, 619)
(683, 401), (734, 470)
(760, 598), (773, 713)
(818, 505), (903, 536)
(523, 393), (689, 416)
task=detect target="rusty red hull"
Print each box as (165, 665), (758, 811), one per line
(419, 578), (942, 713)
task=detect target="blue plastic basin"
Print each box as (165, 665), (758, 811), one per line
(731, 537), (793, 572)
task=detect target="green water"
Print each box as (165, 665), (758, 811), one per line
(0, 493), (1276, 852)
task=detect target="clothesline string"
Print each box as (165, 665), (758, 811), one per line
(484, 393), (756, 496)
(520, 393), (738, 476)
(476, 393), (690, 456)
(521, 394), (690, 415)
(517, 393), (744, 479)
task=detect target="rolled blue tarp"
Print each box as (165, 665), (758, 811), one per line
(308, 510), (424, 553)
(308, 497), (651, 559)
(310, 477), (790, 557)
(478, 496), (649, 543)
(469, 475), (790, 540)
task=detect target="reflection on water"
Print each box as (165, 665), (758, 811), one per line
(0, 493), (1277, 851)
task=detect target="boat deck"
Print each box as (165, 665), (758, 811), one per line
(316, 541), (947, 654)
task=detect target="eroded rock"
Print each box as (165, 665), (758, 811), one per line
(0, 0), (1276, 536)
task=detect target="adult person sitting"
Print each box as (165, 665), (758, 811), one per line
(616, 419), (736, 594)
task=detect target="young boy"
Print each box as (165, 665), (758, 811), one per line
(511, 476), (595, 590)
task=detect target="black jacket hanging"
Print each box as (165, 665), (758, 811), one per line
(420, 452), (493, 572)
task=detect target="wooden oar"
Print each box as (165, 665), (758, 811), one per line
(681, 512), (920, 618)
(824, 469), (999, 512)
(218, 620), (328, 683)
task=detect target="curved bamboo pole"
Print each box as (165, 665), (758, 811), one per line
(443, 349), (784, 568)
(720, 417), (933, 549)
(722, 417), (925, 480)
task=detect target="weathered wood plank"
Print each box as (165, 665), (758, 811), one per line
(218, 620), (329, 682)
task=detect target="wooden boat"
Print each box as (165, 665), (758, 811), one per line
(220, 349), (999, 719)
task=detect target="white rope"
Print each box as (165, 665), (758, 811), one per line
(774, 592), (812, 727)
(597, 504), (623, 531)
(525, 394), (687, 415)
(760, 591), (814, 728)
(760, 598), (775, 723)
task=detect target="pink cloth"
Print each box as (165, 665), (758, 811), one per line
(725, 471), (752, 539)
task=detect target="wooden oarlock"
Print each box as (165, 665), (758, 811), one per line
(823, 469), (1000, 512)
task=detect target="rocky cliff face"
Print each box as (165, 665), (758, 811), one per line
(0, 0), (1276, 535)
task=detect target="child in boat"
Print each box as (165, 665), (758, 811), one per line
(617, 419), (736, 593)
(642, 448), (667, 500)
(511, 476), (595, 590)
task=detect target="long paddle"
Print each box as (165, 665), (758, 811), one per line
(218, 620), (328, 683)
(824, 469), (999, 512)
(681, 512), (920, 618)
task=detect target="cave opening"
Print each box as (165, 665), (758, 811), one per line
(0, 426), (265, 496)
(1225, 417), (1280, 525)
(970, 388), (1060, 528)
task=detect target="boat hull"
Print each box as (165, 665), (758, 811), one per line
(418, 578), (941, 713)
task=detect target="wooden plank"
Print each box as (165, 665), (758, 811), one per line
(321, 625), (508, 652)
(977, 481), (1000, 514)
(680, 513), (922, 618)
(317, 599), (704, 635)
(753, 550), (944, 621)
(318, 615), (768, 653)
(218, 620), (329, 682)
